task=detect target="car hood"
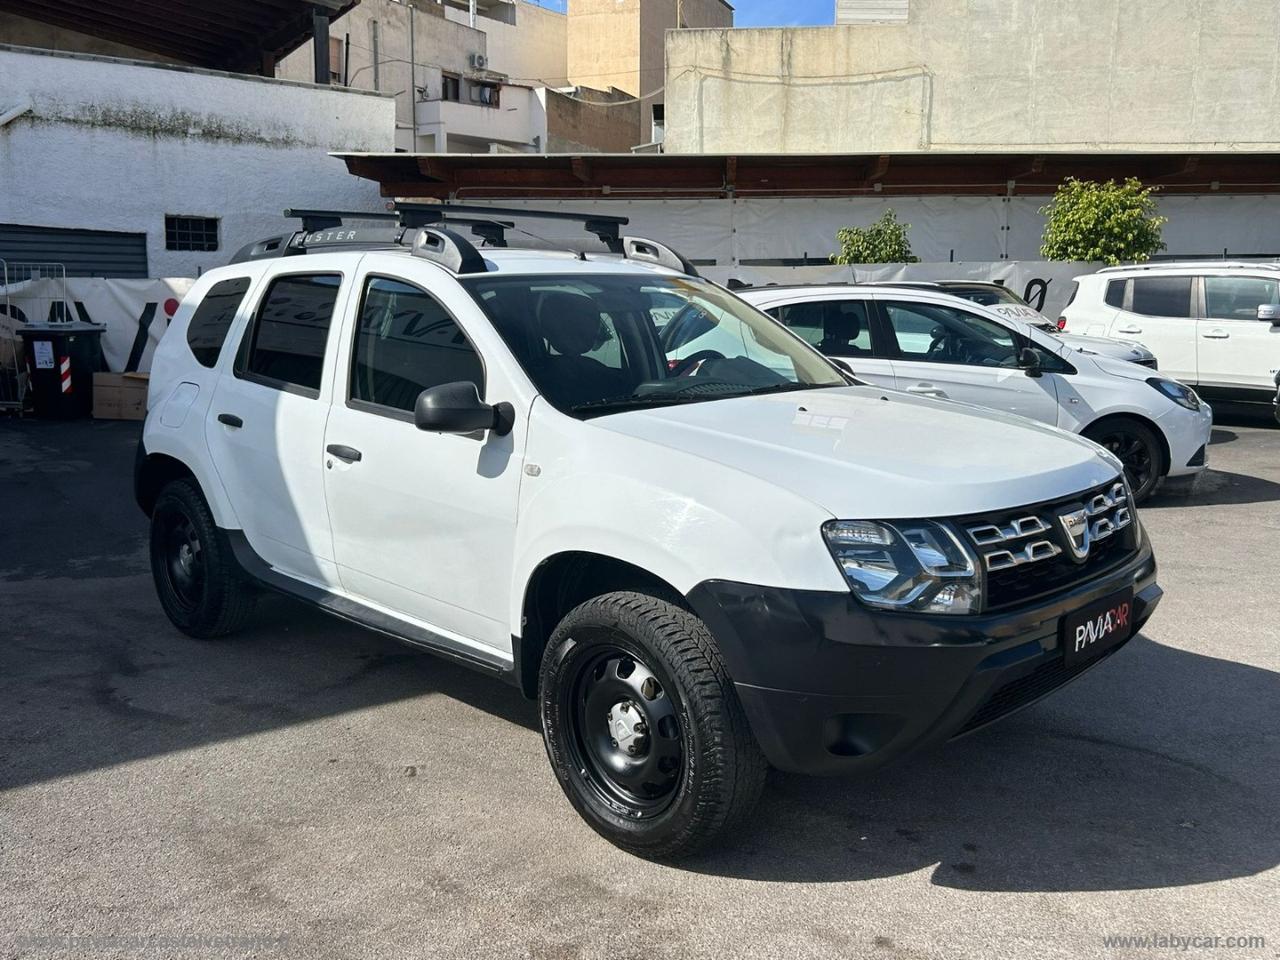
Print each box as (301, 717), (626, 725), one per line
(593, 386), (1120, 518)
(1057, 331), (1152, 362)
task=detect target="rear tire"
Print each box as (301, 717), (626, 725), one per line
(539, 591), (767, 860)
(149, 479), (255, 639)
(1083, 417), (1166, 503)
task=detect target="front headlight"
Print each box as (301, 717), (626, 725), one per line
(822, 519), (982, 615)
(1147, 377), (1200, 411)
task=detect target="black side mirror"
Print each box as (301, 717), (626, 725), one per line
(829, 357), (854, 376)
(1018, 346), (1043, 377)
(414, 381), (514, 436)
(1259, 304), (1280, 326)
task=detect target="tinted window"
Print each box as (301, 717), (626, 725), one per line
(240, 274), (340, 393)
(883, 301), (1019, 367)
(187, 277), (250, 367)
(772, 300), (873, 356)
(1104, 279), (1126, 308)
(351, 277), (483, 413)
(1203, 276), (1280, 321)
(1130, 277), (1191, 318)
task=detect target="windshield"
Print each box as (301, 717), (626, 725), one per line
(463, 274), (847, 417)
(941, 285), (1058, 331)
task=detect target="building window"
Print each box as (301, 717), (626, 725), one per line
(329, 35), (345, 84)
(442, 74), (461, 102)
(165, 216), (219, 252)
(470, 81), (500, 108)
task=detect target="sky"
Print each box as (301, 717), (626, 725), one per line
(523, 0), (834, 27)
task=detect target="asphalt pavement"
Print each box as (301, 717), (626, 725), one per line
(1, 413), (1277, 960)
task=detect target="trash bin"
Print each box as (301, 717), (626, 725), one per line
(18, 322), (106, 419)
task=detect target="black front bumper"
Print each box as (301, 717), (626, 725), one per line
(686, 545), (1161, 776)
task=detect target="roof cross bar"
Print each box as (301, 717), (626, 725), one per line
(283, 208), (398, 231)
(393, 202), (630, 251)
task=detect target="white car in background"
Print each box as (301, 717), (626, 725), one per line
(1060, 261), (1280, 412)
(866, 281), (1158, 368)
(724, 284), (1212, 502)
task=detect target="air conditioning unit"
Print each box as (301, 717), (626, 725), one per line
(469, 53), (488, 71)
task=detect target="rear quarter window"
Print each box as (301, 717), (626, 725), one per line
(186, 277), (252, 367)
(1104, 279), (1126, 309)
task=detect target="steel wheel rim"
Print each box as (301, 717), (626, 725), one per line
(566, 644), (684, 818)
(160, 507), (204, 611)
(1100, 430), (1154, 493)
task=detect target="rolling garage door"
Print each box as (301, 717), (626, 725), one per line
(0, 223), (149, 278)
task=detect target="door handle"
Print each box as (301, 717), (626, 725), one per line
(1201, 329), (1230, 339)
(1116, 325), (1143, 334)
(906, 385), (947, 398)
(216, 413), (243, 428)
(326, 444), (362, 463)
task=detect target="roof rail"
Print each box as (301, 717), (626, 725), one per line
(410, 227), (487, 274)
(282, 207), (515, 246)
(620, 236), (700, 276)
(1097, 259), (1280, 273)
(229, 205), (699, 278)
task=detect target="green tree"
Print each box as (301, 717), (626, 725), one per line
(831, 209), (919, 265)
(1039, 177), (1167, 265)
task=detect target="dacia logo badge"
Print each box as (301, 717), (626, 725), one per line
(1057, 507), (1091, 562)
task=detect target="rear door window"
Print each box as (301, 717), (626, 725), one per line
(1129, 277), (1192, 318)
(187, 277), (251, 367)
(237, 274), (341, 395)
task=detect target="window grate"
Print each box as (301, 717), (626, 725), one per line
(165, 216), (219, 252)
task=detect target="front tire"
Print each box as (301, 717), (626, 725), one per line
(539, 591), (767, 860)
(1083, 417), (1166, 503)
(149, 479), (255, 639)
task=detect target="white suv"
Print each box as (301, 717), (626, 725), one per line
(734, 284), (1212, 502)
(1060, 261), (1280, 411)
(136, 209), (1163, 859)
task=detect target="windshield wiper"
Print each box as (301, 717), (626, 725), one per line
(740, 382), (834, 397)
(570, 394), (706, 414)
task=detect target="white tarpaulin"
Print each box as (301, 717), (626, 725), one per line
(1, 277), (194, 373)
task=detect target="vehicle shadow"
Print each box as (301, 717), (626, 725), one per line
(682, 635), (1280, 891)
(1147, 468), (1280, 507)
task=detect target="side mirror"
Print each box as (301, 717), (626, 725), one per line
(1258, 304), (1280, 326)
(829, 357), (854, 376)
(414, 381), (514, 436)
(1018, 346), (1043, 377)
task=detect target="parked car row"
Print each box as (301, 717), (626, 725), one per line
(663, 281), (1210, 502)
(139, 212), (1179, 860)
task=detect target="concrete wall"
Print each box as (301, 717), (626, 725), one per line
(0, 46), (394, 277)
(0, 12), (179, 63)
(278, 0), (484, 151)
(665, 0), (1280, 153)
(447, 1), (569, 86)
(543, 88), (643, 154)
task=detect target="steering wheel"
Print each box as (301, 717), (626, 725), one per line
(669, 349), (726, 377)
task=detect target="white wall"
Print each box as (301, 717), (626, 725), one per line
(457, 194), (1280, 265)
(0, 46), (395, 277)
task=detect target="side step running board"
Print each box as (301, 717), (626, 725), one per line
(223, 529), (514, 681)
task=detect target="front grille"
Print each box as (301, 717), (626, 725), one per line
(956, 479), (1139, 611)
